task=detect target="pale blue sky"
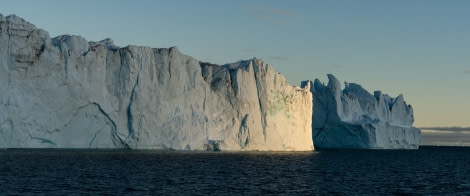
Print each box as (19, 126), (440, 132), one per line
(2, 0), (470, 128)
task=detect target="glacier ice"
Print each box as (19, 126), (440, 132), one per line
(0, 14), (313, 150)
(0, 13), (421, 150)
(302, 74), (421, 149)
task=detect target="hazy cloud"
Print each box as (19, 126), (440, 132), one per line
(268, 56), (289, 61)
(255, 5), (298, 17)
(252, 15), (280, 23)
(421, 131), (470, 146)
(329, 63), (341, 68)
(360, 17), (378, 24)
(241, 48), (260, 53)
(241, 4), (298, 24)
(420, 127), (470, 132)
(421, 127), (470, 146)
(464, 70), (470, 74)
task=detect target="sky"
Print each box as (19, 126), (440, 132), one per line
(1, 1), (469, 131)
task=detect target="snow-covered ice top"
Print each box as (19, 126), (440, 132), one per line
(224, 59), (252, 71)
(89, 38), (120, 50)
(51, 35), (120, 54)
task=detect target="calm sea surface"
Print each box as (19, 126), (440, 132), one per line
(1, 146), (469, 195)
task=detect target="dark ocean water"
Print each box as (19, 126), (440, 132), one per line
(1, 146), (469, 195)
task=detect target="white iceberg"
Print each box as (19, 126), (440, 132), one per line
(0, 14), (313, 150)
(302, 74), (421, 149)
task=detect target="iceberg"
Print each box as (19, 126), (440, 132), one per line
(0, 13), (420, 150)
(0, 14), (313, 150)
(302, 74), (421, 149)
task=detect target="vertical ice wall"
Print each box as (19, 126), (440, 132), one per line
(0, 14), (313, 150)
(302, 74), (421, 149)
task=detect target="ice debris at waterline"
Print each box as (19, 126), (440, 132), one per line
(0, 14), (314, 150)
(302, 75), (421, 149)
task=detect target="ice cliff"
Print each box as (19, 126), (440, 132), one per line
(302, 75), (421, 149)
(0, 14), (313, 150)
(0, 14), (421, 150)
